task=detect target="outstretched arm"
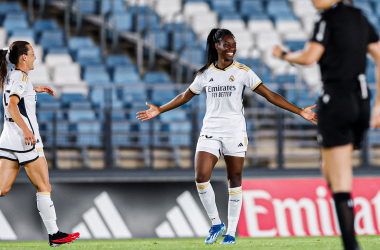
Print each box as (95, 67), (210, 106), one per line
(254, 84), (318, 124)
(137, 89), (196, 121)
(272, 42), (325, 66)
(34, 86), (55, 96)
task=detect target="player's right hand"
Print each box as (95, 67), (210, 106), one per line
(23, 129), (36, 145)
(136, 102), (160, 121)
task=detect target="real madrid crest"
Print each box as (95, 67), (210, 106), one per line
(229, 75), (235, 82)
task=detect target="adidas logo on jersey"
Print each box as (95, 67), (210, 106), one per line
(209, 78), (214, 82)
(238, 143), (244, 147)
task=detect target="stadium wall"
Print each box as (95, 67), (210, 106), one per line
(1, 177), (380, 241)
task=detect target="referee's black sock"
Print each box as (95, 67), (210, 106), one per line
(333, 192), (359, 250)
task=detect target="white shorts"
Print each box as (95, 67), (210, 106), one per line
(0, 142), (44, 165)
(196, 135), (248, 158)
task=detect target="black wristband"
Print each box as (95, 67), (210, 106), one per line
(280, 51), (287, 60)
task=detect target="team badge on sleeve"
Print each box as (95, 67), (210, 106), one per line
(17, 84), (25, 94)
(229, 75), (235, 82)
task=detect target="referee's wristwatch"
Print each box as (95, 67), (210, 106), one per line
(280, 51), (287, 60)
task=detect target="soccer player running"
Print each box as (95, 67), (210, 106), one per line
(273, 0), (380, 249)
(137, 28), (317, 244)
(0, 42), (79, 247)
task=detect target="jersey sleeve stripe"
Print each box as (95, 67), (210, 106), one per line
(9, 92), (21, 99)
(189, 87), (200, 95)
(251, 81), (263, 91)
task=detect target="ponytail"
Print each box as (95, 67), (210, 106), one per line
(197, 28), (235, 75)
(0, 49), (8, 91)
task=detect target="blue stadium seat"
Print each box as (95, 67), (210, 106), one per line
(3, 14), (28, 32)
(111, 121), (132, 146)
(72, 121), (103, 132)
(267, 1), (292, 15)
(75, 47), (102, 66)
(37, 101), (61, 109)
(39, 30), (65, 49)
(354, 2), (374, 16)
(105, 55), (132, 68)
(168, 135), (191, 146)
(181, 48), (205, 65)
(37, 111), (64, 122)
(134, 9), (161, 32)
(240, 0), (264, 15)
(68, 101), (92, 109)
(143, 72), (171, 84)
(210, 0), (237, 14)
(74, 0), (98, 14)
(0, 2), (22, 15)
(84, 65), (111, 84)
(165, 121), (192, 133)
(151, 89), (176, 106)
(10, 29), (35, 40)
(37, 93), (58, 102)
(160, 110), (187, 122)
(47, 47), (70, 54)
(170, 30), (197, 51)
(109, 13), (133, 31)
(33, 20), (58, 35)
(272, 13), (298, 22)
(145, 30), (169, 49)
(68, 110), (96, 122)
(122, 87), (147, 105)
(284, 41), (305, 51)
(60, 93), (87, 107)
(100, 0), (126, 14)
(113, 66), (141, 84)
(219, 13), (243, 20)
(68, 37), (95, 52)
(247, 13), (270, 20)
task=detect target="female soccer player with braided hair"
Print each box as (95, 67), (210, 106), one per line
(273, 0), (380, 249)
(0, 42), (79, 247)
(137, 28), (317, 244)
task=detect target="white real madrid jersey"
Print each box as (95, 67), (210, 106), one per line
(0, 69), (42, 152)
(189, 61), (262, 138)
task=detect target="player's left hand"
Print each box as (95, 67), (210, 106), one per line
(300, 104), (318, 125)
(34, 86), (55, 96)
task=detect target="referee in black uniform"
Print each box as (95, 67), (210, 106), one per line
(273, 0), (380, 250)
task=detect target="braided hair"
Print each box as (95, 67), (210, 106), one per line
(197, 28), (235, 74)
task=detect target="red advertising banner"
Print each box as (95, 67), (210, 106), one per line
(238, 178), (380, 237)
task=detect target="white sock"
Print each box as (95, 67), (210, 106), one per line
(36, 192), (59, 235)
(196, 181), (222, 225)
(226, 186), (242, 237)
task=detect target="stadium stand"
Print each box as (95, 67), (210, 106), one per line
(1, 0), (378, 170)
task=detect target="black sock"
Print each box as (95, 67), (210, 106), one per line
(333, 192), (359, 250)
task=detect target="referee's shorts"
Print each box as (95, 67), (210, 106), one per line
(0, 141), (44, 165)
(317, 84), (370, 150)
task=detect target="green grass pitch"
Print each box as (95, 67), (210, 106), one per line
(0, 236), (379, 250)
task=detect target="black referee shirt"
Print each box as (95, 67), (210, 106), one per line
(311, 2), (379, 85)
